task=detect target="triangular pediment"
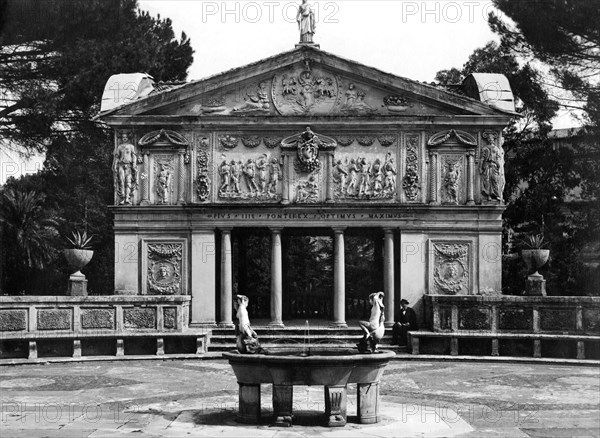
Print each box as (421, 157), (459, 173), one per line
(99, 46), (510, 119)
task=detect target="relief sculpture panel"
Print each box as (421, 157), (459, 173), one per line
(431, 241), (471, 295)
(147, 242), (183, 295)
(333, 153), (396, 200)
(217, 154), (282, 201)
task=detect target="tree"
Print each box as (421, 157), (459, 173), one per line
(0, 188), (61, 294)
(435, 41), (600, 295)
(0, 0), (194, 295)
(488, 0), (600, 131)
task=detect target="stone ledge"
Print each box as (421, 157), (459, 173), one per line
(408, 330), (600, 341)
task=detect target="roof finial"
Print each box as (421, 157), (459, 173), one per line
(296, 0), (320, 49)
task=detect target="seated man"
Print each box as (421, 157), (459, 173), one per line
(393, 299), (417, 347)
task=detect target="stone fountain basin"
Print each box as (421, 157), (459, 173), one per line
(223, 348), (395, 426)
(223, 348), (395, 386)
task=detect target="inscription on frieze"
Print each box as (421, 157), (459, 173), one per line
(37, 309), (72, 330)
(81, 309), (115, 330)
(0, 310), (27, 331)
(124, 307), (156, 329)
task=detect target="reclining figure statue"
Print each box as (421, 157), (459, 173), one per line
(234, 295), (265, 355)
(357, 291), (386, 353)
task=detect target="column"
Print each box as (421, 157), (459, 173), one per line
(281, 155), (290, 204)
(332, 227), (347, 327)
(238, 384), (261, 424)
(326, 153), (334, 203)
(178, 150), (186, 204)
(270, 228), (284, 327)
(141, 151), (150, 205)
(191, 229), (216, 325)
(273, 385), (293, 427)
(467, 151), (475, 205)
(428, 151), (437, 204)
(357, 382), (379, 424)
(383, 229), (395, 327)
(219, 228), (234, 327)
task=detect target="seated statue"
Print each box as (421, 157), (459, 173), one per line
(357, 292), (386, 353)
(234, 295), (264, 355)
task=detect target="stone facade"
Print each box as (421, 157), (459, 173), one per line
(98, 45), (514, 327)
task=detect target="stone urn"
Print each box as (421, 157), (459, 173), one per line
(63, 249), (94, 296)
(521, 249), (549, 277)
(521, 249), (549, 296)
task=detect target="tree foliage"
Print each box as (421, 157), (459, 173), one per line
(489, 0), (600, 131)
(0, 0), (194, 295)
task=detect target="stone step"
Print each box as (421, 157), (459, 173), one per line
(209, 343), (407, 353)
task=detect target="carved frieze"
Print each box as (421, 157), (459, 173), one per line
(428, 129), (477, 147)
(241, 136), (262, 148)
(163, 307), (177, 329)
(403, 135), (421, 201)
(336, 136), (354, 147)
(333, 153), (396, 200)
(195, 137), (210, 203)
(441, 156), (464, 205)
(383, 95), (413, 113)
(37, 309), (72, 330)
(339, 83), (377, 115)
(219, 135), (239, 149)
(378, 135), (397, 147)
(147, 243), (183, 295)
(218, 154), (281, 201)
(153, 155), (174, 205)
(124, 307), (156, 329)
(356, 136), (375, 147)
(272, 63), (340, 115)
(295, 174), (320, 204)
(432, 242), (470, 295)
(139, 129), (188, 147)
(0, 310), (27, 331)
(232, 82), (271, 114)
(81, 309), (115, 329)
(264, 137), (282, 149)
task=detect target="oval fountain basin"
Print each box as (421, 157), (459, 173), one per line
(223, 348), (395, 386)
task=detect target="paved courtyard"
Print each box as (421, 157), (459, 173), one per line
(0, 358), (598, 438)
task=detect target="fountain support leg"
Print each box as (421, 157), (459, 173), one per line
(273, 385), (293, 427)
(324, 385), (347, 427)
(357, 382), (379, 424)
(238, 383), (261, 424)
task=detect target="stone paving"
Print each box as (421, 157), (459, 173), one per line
(0, 358), (598, 437)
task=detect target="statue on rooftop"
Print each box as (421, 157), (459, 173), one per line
(297, 0), (316, 44)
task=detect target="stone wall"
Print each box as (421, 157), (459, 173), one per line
(0, 296), (190, 335)
(425, 295), (600, 334)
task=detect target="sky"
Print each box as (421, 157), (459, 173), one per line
(138, 0), (501, 82)
(137, 0), (579, 129)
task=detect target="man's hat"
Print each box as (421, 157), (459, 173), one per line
(400, 299), (409, 305)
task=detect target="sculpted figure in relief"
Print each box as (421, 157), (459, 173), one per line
(383, 153), (397, 195)
(230, 160), (243, 194)
(480, 132), (506, 202)
(243, 159), (260, 195)
(233, 82), (270, 113)
(219, 161), (232, 194)
(268, 158), (281, 195)
(296, 0), (316, 43)
(358, 157), (372, 196)
(113, 133), (138, 205)
(156, 163), (171, 204)
(444, 161), (461, 204)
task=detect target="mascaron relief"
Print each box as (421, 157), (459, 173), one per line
(218, 154), (281, 201)
(147, 243), (182, 295)
(433, 242), (470, 295)
(333, 153), (397, 200)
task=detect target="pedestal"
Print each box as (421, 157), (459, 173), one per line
(525, 273), (547, 296)
(324, 385), (347, 427)
(67, 271), (88, 296)
(357, 382), (379, 424)
(238, 384), (261, 424)
(273, 385), (293, 427)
